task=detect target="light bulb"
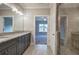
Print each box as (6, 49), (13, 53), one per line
(12, 7), (18, 12)
(17, 11), (23, 15)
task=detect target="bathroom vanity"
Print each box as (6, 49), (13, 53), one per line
(0, 32), (31, 55)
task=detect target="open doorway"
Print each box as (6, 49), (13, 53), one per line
(60, 16), (68, 54)
(35, 16), (48, 44)
(60, 16), (67, 45)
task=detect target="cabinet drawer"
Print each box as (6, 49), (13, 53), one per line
(7, 44), (17, 55)
(0, 49), (8, 55)
(0, 39), (16, 51)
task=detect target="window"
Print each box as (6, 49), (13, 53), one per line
(39, 24), (47, 32)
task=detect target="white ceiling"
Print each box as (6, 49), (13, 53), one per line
(60, 3), (79, 8)
(0, 3), (79, 10)
(0, 4), (11, 10)
(19, 3), (50, 9)
(18, 3), (79, 9)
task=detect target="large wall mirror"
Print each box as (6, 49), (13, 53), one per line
(0, 3), (24, 33)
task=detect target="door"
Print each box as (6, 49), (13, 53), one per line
(3, 17), (13, 32)
(35, 16), (48, 44)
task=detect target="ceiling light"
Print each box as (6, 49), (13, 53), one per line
(12, 7), (18, 12)
(11, 6), (23, 15)
(17, 11), (23, 15)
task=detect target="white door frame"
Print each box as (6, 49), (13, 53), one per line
(34, 15), (49, 45)
(0, 16), (14, 32)
(60, 15), (68, 46)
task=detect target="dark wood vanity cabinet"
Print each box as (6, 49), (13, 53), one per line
(0, 33), (31, 55)
(7, 44), (17, 55)
(0, 38), (17, 55)
(0, 49), (8, 55)
(17, 36), (26, 55)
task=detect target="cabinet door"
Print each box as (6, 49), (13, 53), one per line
(23, 35), (27, 49)
(7, 44), (17, 55)
(0, 49), (8, 55)
(21, 35), (27, 53)
(16, 37), (21, 54)
(25, 35), (28, 48)
(16, 33), (31, 55)
(0, 38), (17, 55)
(0, 51), (2, 55)
(25, 33), (31, 48)
(27, 33), (31, 46)
(17, 36), (24, 54)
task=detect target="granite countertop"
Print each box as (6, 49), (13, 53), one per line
(0, 32), (30, 44)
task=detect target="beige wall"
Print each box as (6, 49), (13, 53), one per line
(0, 9), (15, 16)
(0, 17), (4, 33)
(59, 7), (79, 48)
(13, 15), (24, 31)
(49, 4), (57, 54)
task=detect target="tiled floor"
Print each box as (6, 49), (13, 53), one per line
(60, 39), (79, 55)
(23, 44), (79, 55)
(60, 45), (79, 55)
(35, 35), (47, 44)
(23, 45), (53, 55)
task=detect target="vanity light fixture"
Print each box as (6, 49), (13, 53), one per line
(12, 7), (18, 12)
(17, 11), (23, 15)
(12, 7), (23, 15)
(4, 3), (23, 15)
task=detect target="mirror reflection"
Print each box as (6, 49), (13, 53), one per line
(0, 3), (24, 33)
